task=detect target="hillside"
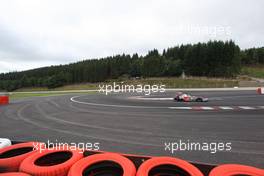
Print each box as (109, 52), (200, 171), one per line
(0, 40), (263, 91)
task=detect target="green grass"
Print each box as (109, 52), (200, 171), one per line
(118, 77), (238, 88)
(10, 93), (64, 100)
(4, 77), (239, 101)
(241, 66), (264, 79)
(15, 83), (98, 92)
(9, 91), (96, 100)
(12, 77), (239, 93)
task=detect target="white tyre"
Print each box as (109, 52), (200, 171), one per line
(0, 138), (12, 149)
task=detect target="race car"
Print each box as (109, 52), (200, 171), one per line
(174, 92), (208, 102)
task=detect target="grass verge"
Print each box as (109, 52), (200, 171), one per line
(118, 77), (238, 88)
(241, 66), (264, 79)
(13, 77), (239, 93)
(9, 91), (96, 100)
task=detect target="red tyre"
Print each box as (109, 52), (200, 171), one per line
(68, 153), (136, 176)
(209, 164), (264, 176)
(0, 172), (31, 176)
(136, 157), (203, 176)
(0, 142), (41, 172)
(19, 148), (83, 176)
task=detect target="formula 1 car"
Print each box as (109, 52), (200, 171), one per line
(174, 92), (208, 102)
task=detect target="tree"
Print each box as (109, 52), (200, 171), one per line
(142, 50), (166, 77)
(46, 72), (67, 89)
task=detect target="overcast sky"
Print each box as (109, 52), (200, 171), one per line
(0, 0), (263, 73)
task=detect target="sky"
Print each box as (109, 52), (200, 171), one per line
(0, 0), (263, 73)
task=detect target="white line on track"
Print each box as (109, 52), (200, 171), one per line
(200, 107), (215, 110)
(70, 96), (164, 109)
(239, 106), (256, 110)
(71, 96), (264, 111)
(218, 106), (234, 110)
(168, 107), (192, 110)
(131, 96), (174, 101)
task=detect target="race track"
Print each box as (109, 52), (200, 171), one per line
(0, 90), (263, 167)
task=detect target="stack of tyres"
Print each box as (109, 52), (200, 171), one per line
(68, 153), (136, 176)
(136, 157), (204, 176)
(0, 143), (264, 176)
(209, 164), (264, 176)
(0, 142), (42, 172)
(0, 173), (31, 176)
(19, 147), (83, 176)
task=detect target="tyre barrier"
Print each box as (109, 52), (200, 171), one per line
(0, 142), (41, 173)
(19, 148), (83, 176)
(209, 164), (264, 176)
(257, 87), (264, 95)
(0, 95), (9, 105)
(0, 139), (11, 149)
(0, 143), (264, 176)
(136, 156), (204, 176)
(68, 153), (136, 176)
(0, 173), (31, 176)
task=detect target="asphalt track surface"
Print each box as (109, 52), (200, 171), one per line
(0, 90), (263, 168)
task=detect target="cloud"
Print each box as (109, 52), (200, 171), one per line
(0, 0), (263, 73)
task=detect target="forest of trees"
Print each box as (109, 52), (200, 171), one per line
(0, 40), (263, 91)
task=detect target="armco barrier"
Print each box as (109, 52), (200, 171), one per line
(0, 95), (9, 105)
(1, 143), (263, 176)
